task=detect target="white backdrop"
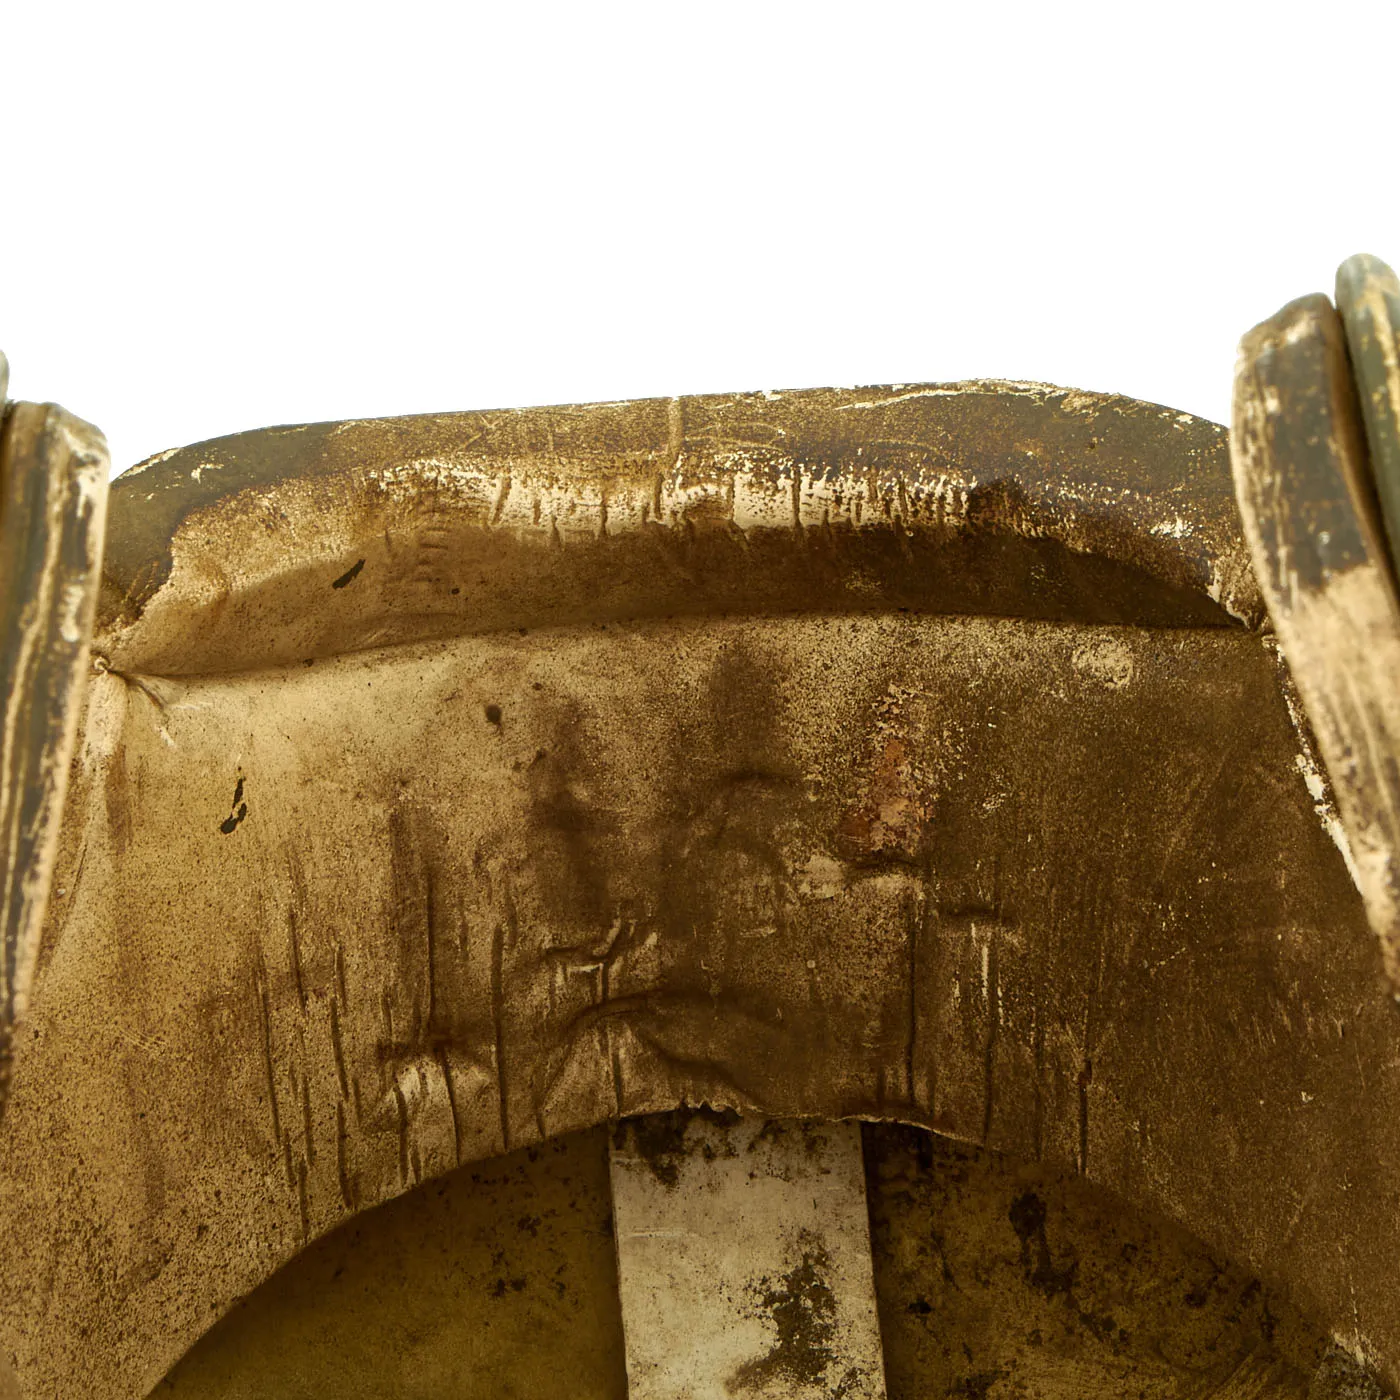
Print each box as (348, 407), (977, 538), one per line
(3, 1), (1397, 474)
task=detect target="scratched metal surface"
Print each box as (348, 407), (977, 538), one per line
(1, 609), (1390, 1398)
(0, 385), (1395, 1396)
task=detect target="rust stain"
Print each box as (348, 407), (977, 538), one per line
(837, 736), (928, 864)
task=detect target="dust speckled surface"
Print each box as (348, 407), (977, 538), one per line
(0, 384), (1395, 1398)
(151, 1121), (1380, 1400)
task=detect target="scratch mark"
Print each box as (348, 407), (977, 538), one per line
(120, 670), (169, 711)
(1078, 1059), (1093, 1175)
(492, 896), (513, 1152)
(666, 397), (685, 467)
(329, 996), (349, 1100)
(425, 859), (438, 1032)
(609, 1023), (626, 1118)
(280, 1125), (295, 1191)
(286, 854), (308, 1014)
(1032, 1000), (1045, 1160)
(652, 397), (685, 524)
(253, 953), (281, 1146)
(335, 1100), (353, 1210)
(982, 923), (1000, 1145)
(296, 1156), (310, 1242)
(490, 471), (512, 525)
(391, 806), (445, 1037)
(600, 928), (626, 1117)
(300, 1074), (315, 1165)
(906, 879), (924, 1112)
(438, 1044), (462, 1165)
(381, 988), (395, 1046)
(393, 1079), (410, 1189)
(834, 386), (996, 411)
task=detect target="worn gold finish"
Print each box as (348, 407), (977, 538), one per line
(1232, 294), (1400, 995)
(154, 1122), (1370, 1400)
(0, 396), (108, 1110)
(0, 322), (1397, 1396)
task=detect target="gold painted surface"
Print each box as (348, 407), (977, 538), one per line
(0, 385), (1395, 1396)
(2, 610), (1391, 1397)
(1232, 295), (1400, 994)
(153, 1121), (1375, 1400)
(0, 402), (108, 1114)
(154, 1128), (625, 1400)
(865, 1125), (1373, 1400)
